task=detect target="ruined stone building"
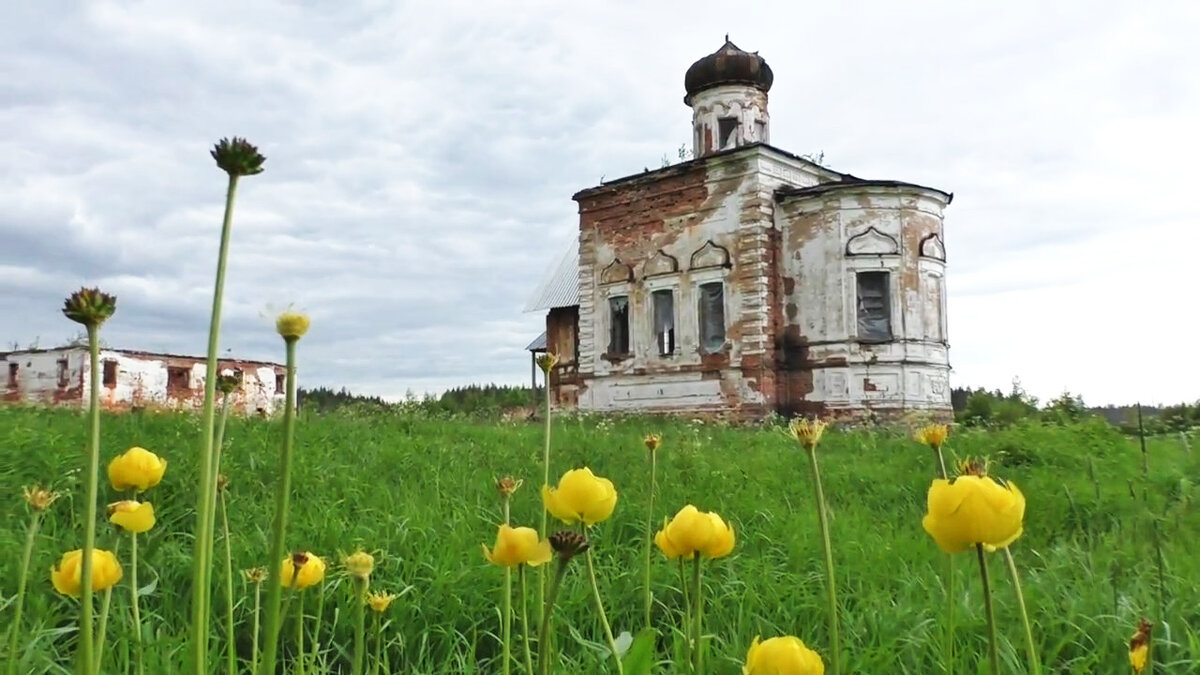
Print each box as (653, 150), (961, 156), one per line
(526, 39), (952, 419)
(2, 346), (287, 414)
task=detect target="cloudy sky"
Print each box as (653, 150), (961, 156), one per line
(2, 1), (1196, 406)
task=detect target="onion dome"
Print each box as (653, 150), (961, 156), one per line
(684, 37), (774, 105)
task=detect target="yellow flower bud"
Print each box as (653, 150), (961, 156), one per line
(107, 500), (156, 533)
(788, 418), (827, 450)
(914, 423), (950, 449)
(275, 311), (311, 340)
(366, 591), (397, 613)
(344, 550), (375, 580)
(280, 551), (326, 590)
(654, 505), (736, 560)
(23, 485), (60, 512)
(482, 525), (553, 568)
(921, 475), (1026, 553)
(107, 446), (167, 492)
(535, 352), (559, 374)
(50, 549), (123, 597)
(743, 635), (825, 674)
(541, 467), (618, 526)
(644, 434), (662, 453)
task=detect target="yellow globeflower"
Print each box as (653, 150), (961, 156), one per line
(108, 446), (167, 492)
(367, 591), (397, 613)
(654, 505), (736, 560)
(280, 551), (327, 590)
(921, 475), (1026, 553)
(915, 423), (950, 449)
(50, 549), (123, 597)
(107, 500), (156, 533)
(482, 524), (553, 568)
(542, 467), (618, 526)
(743, 635), (825, 675)
(276, 311), (311, 340)
(344, 550), (375, 580)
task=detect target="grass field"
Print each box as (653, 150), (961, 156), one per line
(2, 404), (1198, 673)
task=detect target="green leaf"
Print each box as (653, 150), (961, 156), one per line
(621, 628), (657, 675)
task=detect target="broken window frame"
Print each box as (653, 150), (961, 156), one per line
(697, 280), (727, 354)
(607, 294), (631, 356)
(855, 271), (893, 342)
(102, 360), (118, 388)
(56, 358), (70, 388)
(275, 372), (286, 395)
(6, 362), (17, 388)
(717, 117), (739, 150)
(650, 288), (676, 357)
(166, 366), (192, 392)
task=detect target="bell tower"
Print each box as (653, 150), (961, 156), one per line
(684, 37), (774, 157)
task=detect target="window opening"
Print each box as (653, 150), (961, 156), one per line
(698, 282), (726, 352)
(608, 296), (630, 355)
(652, 289), (675, 356)
(856, 271), (892, 341)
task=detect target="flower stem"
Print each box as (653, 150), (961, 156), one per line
(678, 557), (690, 631)
(294, 591), (305, 675)
(976, 544), (1000, 675)
(79, 323), (101, 674)
(190, 172), (240, 674)
(219, 490), (236, 675)
(538, 378), (552, 627)
(946, 553), (956, 674)
(204, 393), (232, 605)
(519, 565), (534, 675)
(129, 529), (143, 675)
(806, 447), (840, 675)
(1003, 548), (1040, 674)
(371, 610), (382, 675)
(92, 536), (120, 675)
(537, 560), (569, 675)
(311, 580), (326, 670)
(251, 581), (262, 675)
(6, 511), (42, 675)
(93, 586), (113, 675)
(502, 498), (512, 675)
(691, 555), (703, 675)
(353, 578), (366, 675)
(644, 449), (656, 631)
(934, 445), (948, 480)
(583, 547), (623, 674)
(260, 337), (299, 675)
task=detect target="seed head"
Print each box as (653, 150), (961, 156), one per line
(644, 434), (662, 453)
(344, 550), (375, 581)
(291, 550), (310, 568)
(367, 590), (397, 613)
(275, 311), (311, 341)
(787, 417), (827, 451)
(216, 370), (240, 395)
(243, 567), (268, 584)
(23, 485), (61, 512)
(914, 423), (950, 450)
(62, 287), (117, 327)
(535, 352), (559, 374)
(956, 457), (989, 478)
(548, 530), (589, 561)
(495, 476), (524, 499)
(211, 137), (266, 177)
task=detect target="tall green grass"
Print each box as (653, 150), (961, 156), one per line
(2, 404), (1197, 673)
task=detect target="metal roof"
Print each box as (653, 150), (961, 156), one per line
(525, 331), (547, 352)
(524, 240), (579, 312)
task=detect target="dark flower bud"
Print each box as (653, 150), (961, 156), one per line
(62, 287), (116, 327)
(548, 530), (589, 561)
(211, 137), (266, 177)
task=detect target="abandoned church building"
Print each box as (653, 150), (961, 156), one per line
(525, 39), (952, 419)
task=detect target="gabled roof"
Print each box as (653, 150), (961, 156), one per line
(524, 240), (579, 312)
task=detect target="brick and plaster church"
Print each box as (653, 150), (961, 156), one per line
(526, 39), (952, 420)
